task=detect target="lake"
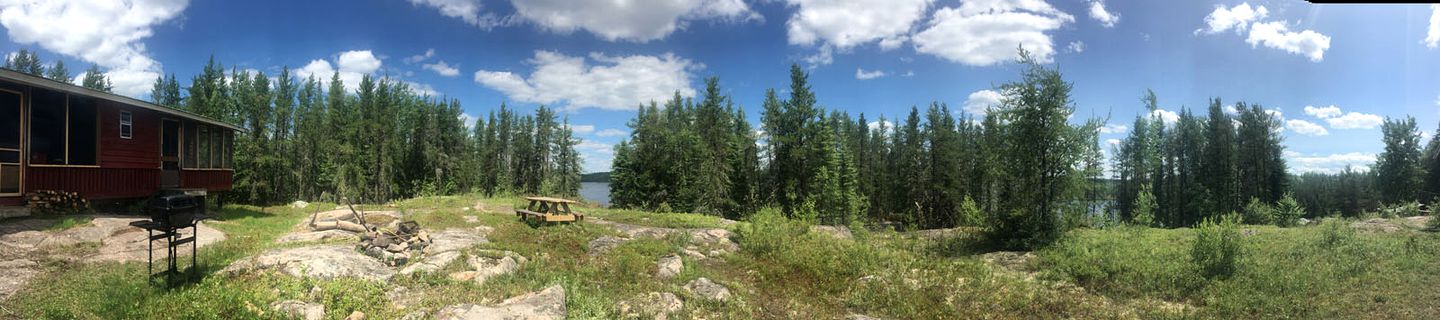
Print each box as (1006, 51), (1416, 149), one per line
(580, 182), (610, 207)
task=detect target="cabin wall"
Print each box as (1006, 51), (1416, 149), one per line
(26, 166), (157, 200)
(181, 170), (232, 191)
(97, 100), (160, 168)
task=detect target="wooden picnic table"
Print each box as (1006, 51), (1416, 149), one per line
(516, 196), (584, 223)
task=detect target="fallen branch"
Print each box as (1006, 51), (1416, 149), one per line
(312, 220), (367, 233)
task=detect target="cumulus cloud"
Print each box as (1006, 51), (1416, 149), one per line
(576, 139), (616, 173)
(1106, 138), (1121, 146)
(962, 89), (1005, 115)
(405, 48), (435, 64)
(1088, 0), (1119, 28)
(458, 112), (477, 129)
(1099, 123), (1127, 134)
(1246, 21), (1331, 62)
(1289, 152), (1376, 174)
(1151, 109), (1179, 125)
(1325, 112), (1383, 129)
(568, 124), (596, 134)
(1425, 4), (1439, 48)
(423, 60), (461, 77)
(0, 0), (189, 97)
(855, 68), (886, 80)
(406, 0), (506, 28)
(295, 50), (385, 93)
(1285, 119), (1328, 136)
(912, 0), (1075, 66)
(1303, 105), (1342, 118)
(785, 0), (933, 50)
(512, 0), (759, 42)
(867, 120), (893, 131)
(1067, 41), (1085, 53)
(473, 50), (699, 111)
(595, 128), (628, 137)
(1197, 3), (1267, 34)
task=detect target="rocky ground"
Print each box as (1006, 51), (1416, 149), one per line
(0, 215), (224, 300)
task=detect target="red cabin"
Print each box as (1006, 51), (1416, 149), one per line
(0, 69), (238, 207)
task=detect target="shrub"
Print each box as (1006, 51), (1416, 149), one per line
(736, 207), (809, 257)
(957, 196), (984, 227)
(1429, 202), (1440, 231)
(1243, 197), (1274, 225)
(1132, 185), (1157, 227)
(1192, 213), (1244, 280)
(1273, 193), (1305, 227)
(1317, 218), (1356, 249)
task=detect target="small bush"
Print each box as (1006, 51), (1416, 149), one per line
(1428, 203), (1440, 231)
(1317, 219), (1356, 249)
(1192, 213), (1244, 280)
(1273, 193), (1305, 227)
(1132, 185), (1157, 227)
(736, 207), (809, 257)
(1243, 197), (1274, 226)
(957, 196), (984, 227)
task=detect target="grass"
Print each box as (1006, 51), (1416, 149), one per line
(44, 215), (94, 231)
(5, 195), (1439, 319)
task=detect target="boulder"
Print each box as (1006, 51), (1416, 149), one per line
(587, 236), (629, 255)
(425, 229), (488, 254)
(344, 311), (366, 320)
(290, 201), (310, 209)
(467, 251), (526, 285)
(0, 259), (38, 300)
(276, 230), (360, 244)
(810, 225), (854, 240)
(617, 292), (683, 320)
(681, 249), (706, 260)
(656, 254), (682, 279)
(400, 250), (462, 274)
(223, 245), (395, 281)
(271, 300), (325, 320)
(683, 278), (731, 302)
(435, 285), (566, 320)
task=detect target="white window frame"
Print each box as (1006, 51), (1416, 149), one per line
(119, 111), (132, 139)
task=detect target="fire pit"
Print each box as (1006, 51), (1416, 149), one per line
(358, 220), (431, 266)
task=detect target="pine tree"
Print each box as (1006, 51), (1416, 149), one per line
(1202, 98), (1238, 214)
(80, 65), (112, 93)
(1376, 116), (1423, 204)
(4, 49), (45, 76)
(45, 60), (70, 83)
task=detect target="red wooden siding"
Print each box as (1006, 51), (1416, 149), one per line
(98, 100), (160, 169)
(181, 170), (233, 191)
(25, 166), (159, 200)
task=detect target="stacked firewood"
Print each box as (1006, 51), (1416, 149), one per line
(358, 221), (431, 266)
(26, 190), (89, 214)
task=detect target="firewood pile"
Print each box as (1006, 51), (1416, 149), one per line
(358, 220), (430, 266)
(26, 190), (90, 214)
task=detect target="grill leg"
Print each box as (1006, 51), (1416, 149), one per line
(146, 229), (152, 280)
(190, 224), (197, 281)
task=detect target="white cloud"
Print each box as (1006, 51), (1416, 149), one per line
(1197, 2), (1267, 34)
(1151, 109), (1179, 125)
(423, 60), (461, 77)
(1285, 119), (1328, 136)
(1289, 152), (1376, 174)
(512, 0), (759, 42)
(802, 46), (834, 67)
(1424, 4), (1439, 48)
(458, 112), (477, 129)
(595, 128), (628, 137)
(1304, 105), (1342, 118)
(903, 70), (915, 77)
(867, 120), (893, 131)
(1088, 0), (1118, 28)
(1099, 123), (1127, 134)
(1105, 138), (1121, 146)
(406, 0), (506, 28)
(295, 50), (385, 93)
(855, 68), (886, 80)
(473, 50), (699, 111)
(1223, 104), (1239, 115)
(576, 139), (616, 173)
(406, 81), (441, 97)
(1246, 21), (1331, 62)
(912, 0), (1075, 66)
(1325, 112), (1383, 129)
(0, 0), (189, 97)
(568, 124), (596, 134)
(785, 0), (934, 50)
(405, 48), (435, 64)
(962, 89), (1005, 115)
(1066, 41), (1085, 53)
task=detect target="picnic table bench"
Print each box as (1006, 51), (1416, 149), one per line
(516, 196), (584, 223)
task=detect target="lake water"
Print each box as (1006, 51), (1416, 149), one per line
(580, 182), (610, 207)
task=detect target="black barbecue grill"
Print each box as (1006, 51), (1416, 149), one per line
(128, 191), (209, 286)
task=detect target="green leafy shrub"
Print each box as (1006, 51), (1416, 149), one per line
(736, 207), (809, 257)
(1132, 185), (1157, 227)
(1428, 203), (1440, 231)
(1243, 197), (1274, 225)
(957, 196), (984, 227)
(1192, 214), (1244, 280)
(1273, 193), (1305, 227)
(1317, 218), (1356, 249)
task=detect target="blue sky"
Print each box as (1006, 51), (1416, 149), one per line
(0, 0), (1437, 174)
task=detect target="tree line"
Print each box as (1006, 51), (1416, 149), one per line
(3, 50), (582, 205)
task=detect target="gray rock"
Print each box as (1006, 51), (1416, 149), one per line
(276, 230), (359, 244)
(467, 251), (525, 285)
(846, 315), (884, 320)
(271, 300), (325, 320)
(656, 254), (682, 279)
(425, 229), (488, 254)
(435, 285), (566, 320)
(223, 245), (396, 281)
(681, 248), (706, 260)
(683, 277), (731, 302)
(618, 292), (683, 320)
(400, 250), (462, 274)
(290, 201), (311, 209)
(0, 259), (38, 300)
(463, 215), (478, 223)
(587, 236), (629, 255)
(810, 225), (854, 240)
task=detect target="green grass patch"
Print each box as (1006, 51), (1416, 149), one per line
(44, 215), (94, 231)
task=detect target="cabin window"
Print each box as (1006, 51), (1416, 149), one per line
(198, 125), (210, 168)
(184, 122), (197, 168)
(210, 128), (222, 168)
(0, 90), (20, 194)
(119, 111), (133, 139)
(223, 130), (233, 168)
(28, 90), (99, 166)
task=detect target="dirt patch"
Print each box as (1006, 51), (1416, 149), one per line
(588, 218), (738, 255)
(1352, 217), (1432, 233)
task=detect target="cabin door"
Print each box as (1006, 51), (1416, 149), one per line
(160, 119), (180, 188)
(0, 89), (21, 196)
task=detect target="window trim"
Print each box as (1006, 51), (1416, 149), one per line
(119, 110), (133, 139)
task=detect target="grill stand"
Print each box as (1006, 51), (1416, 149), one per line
(129, 216), (208, 287)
